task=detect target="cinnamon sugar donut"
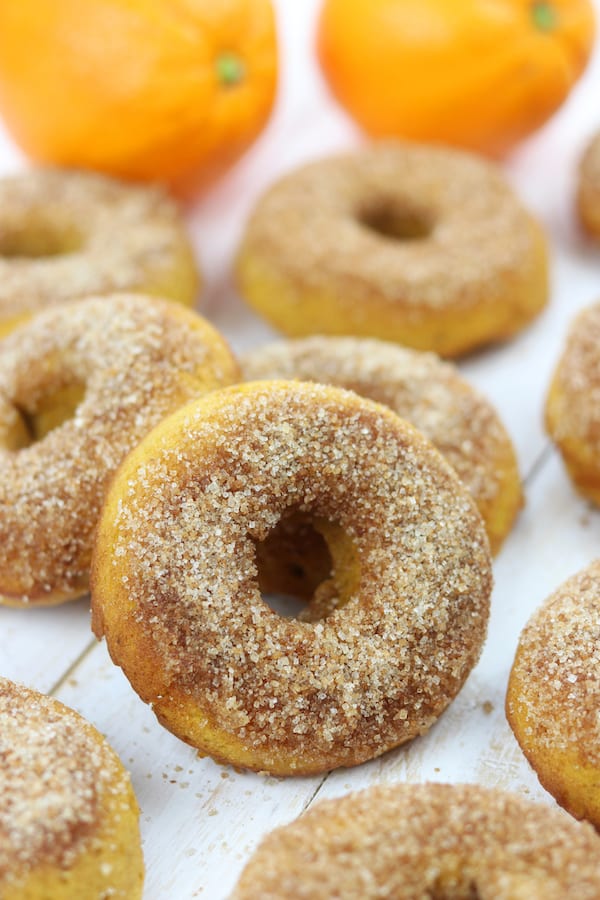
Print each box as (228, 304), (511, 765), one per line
(0, 168), (200, 336)
(231, 783), (600, 899)
(91, 380), (491, 776)
(242, 336), (522, 556)
(0, 677), (143, 899)
(507, 561), (600, 830)
(0, 293), (238, 607)
(546, 303), (600, 504)
(578, 132), (600, 239)
(236, 143), (549, 357)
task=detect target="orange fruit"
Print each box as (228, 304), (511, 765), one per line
(317, 0), (595, 156)
(0, 0), (278, 191)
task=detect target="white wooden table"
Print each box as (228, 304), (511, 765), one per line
(2, 3), (600, 896)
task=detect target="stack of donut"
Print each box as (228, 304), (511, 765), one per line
(3, 129), (600, 899)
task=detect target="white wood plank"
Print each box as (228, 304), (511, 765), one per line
(1, 1), (600, 896)
(50, 447), (600, 899)
(0, 597), (94, 692)
(54, 642), (324, 900)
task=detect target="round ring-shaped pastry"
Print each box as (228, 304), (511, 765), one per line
(236, 142), (549, 357)
(231, 783), (600, 899)
(91, 380), (492, 776)
(0, 677), (143, 899)
(0, 293), (238, 606)
(242, 336), (522, 556)
(507, 561), (600, 829)
(578, 132), (600, 239)
(546, 302), (600, 504)
(0, 168), (200, 336)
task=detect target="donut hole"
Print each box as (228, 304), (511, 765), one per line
(254, 511), (360, 622)
(0, 220), (83, 258)
(12, 381), (86, 447)
(357, 197), (432, 241)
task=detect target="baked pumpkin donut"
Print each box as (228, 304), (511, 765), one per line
(242, 336), (522, 557)
(578, 131), (600, 239)
(0, 293), (238, 607)
(546, 302), (600, 504)
(236, 142), (549, 357)
(0, 168), (200, 336)
(507, 561), (600, 830)
(92, 380), (492, 776)
(231, 783), (600, 899)
(0, 677), (143, 900)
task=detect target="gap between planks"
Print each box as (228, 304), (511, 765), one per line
(48, 634), (98, 697)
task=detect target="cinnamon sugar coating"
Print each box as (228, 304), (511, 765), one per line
(231, 783), (600, 899)
(0, 168), (200, 335)
(242, 336), (522, 554)
(578, 132), (600, 238)
(546, 303), (600, 504)
(236, 142), (548, 357)
(0, 293), (238, 606)
(0, 677), (143, 898)
(92, 380), (491, 775)
(507, 561), (600, 828)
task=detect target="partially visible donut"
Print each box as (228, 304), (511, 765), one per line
(242, 336), (522, 556)
(506, 561), (600, 830)
(578, 132), (600, 239)
(231, 782), (600, 899)
(0, 677), (143, 900)
(0, 168), (200, 336)
(546, 303), (600, 504)
(236, 142), (548, 357)
(0, 293), (238, 606)
(91, 380), (491, 776)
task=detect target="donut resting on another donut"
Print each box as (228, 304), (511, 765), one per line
(92, 380), (491, 775)
(242, 336), (522, 557)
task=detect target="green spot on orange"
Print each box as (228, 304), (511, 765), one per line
(532, 1), (557, 31)
(216, 53), (246, 87)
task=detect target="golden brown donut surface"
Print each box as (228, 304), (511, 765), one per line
(231, 782), (600, 899)
(578, 132), (600, 238)
(0, 168), (200, 336)
(0, 677), (143, 900)
(507, 561), (600, 830)
(91, 380), (491, 776)
(236, 142), (548, 357)
(242, 336), (522, 555)
(546, 303), (600, 504)
(0, 293), (239, 606)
